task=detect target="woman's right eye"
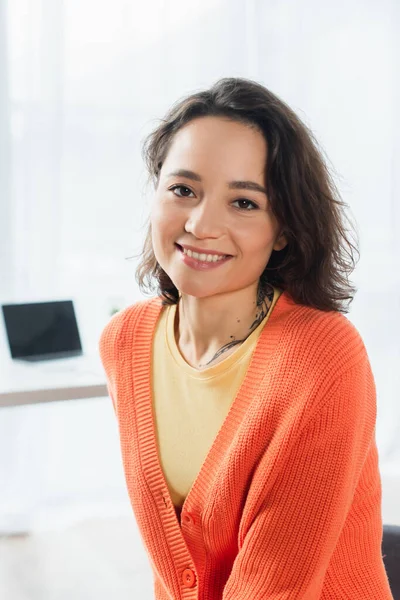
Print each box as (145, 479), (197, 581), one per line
(169, 185), (194, 197)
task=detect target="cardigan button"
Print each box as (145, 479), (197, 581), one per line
(182, 512), (196, 525)
(182, 568), (196, 588)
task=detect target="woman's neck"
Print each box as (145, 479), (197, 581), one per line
(174, 284), (274, 369)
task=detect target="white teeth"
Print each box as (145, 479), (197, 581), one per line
(182, 247), (227, 262)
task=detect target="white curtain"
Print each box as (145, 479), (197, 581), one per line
(0, 0), (399, 533)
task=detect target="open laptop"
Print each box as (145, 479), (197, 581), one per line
(1, 300), (83, 362)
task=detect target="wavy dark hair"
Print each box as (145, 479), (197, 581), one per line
(135, 77), (359, 314)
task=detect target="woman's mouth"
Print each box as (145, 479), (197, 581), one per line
(175, 244), (233, 271)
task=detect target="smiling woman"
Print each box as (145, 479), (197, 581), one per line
(148, 114), (286, 345)
(99, 77), (393, 600)
(137, 77), (359, 315)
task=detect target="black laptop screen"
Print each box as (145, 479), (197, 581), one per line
(2, 300), (82, 359)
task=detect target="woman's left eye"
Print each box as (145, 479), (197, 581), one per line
(232, 198), (259, 210)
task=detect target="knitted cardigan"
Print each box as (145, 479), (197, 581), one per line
(99, 291), (393, 599)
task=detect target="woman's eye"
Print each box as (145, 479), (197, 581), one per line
(232, 198), (259, 210)
(169, 186), (258, 210)
(169, 185), (194, 197)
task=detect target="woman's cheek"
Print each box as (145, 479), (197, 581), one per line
(154, 201), (182, 227)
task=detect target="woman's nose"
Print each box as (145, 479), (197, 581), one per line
(184, 199), (225, 239)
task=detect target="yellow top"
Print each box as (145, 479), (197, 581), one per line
(151, 285), (283, 509)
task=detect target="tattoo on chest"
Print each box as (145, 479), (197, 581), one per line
(199, 284), (275, 368)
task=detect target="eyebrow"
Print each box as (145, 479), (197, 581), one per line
(166, 169), (267, 195)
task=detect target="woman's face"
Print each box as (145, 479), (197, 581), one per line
(150, 116), (287, 299)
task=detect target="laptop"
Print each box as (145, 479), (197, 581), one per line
(1, 300), (83, 362)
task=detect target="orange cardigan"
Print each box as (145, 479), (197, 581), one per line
(99, 291), (393, 599)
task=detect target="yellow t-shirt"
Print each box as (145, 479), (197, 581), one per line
(151, 286), (283, 512)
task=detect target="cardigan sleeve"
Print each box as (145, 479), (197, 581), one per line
(222, 353), (390, 599)
(98, 308), (128, 417)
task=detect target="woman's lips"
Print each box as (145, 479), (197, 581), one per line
(175, 244), (233, 271)
(178, 243), (231, 257)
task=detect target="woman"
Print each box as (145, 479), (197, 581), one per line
(99, 77), (393, 599)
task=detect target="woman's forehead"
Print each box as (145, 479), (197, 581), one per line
(161, 116), (268, 180)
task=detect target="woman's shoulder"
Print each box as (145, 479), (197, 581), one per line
(98, 296), (162, 368)
(276, 295), (370, 383)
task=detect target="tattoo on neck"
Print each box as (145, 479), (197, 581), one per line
(200, 284), (274, 368)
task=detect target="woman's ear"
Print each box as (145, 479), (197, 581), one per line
(273, 230), (288, 251)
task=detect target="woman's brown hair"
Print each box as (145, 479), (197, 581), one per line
(135, 77), (359, 314)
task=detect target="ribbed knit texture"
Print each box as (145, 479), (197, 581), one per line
(99, 290), (393, 599)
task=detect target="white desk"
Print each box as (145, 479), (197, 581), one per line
(0, 354), (108, 407)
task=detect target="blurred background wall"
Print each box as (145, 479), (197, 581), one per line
(0, 0), (399, 534)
